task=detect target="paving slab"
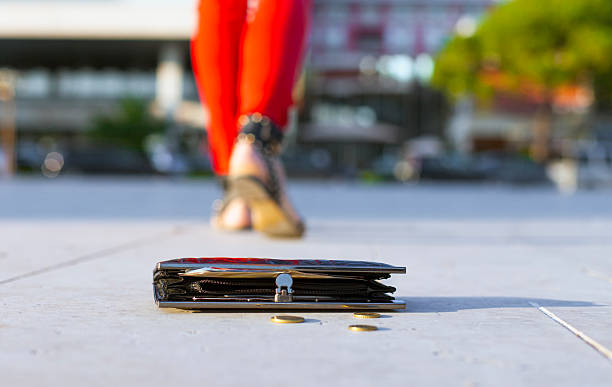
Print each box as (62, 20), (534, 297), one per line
(0, 177), (611, 386)
(0, 221), (180, 283)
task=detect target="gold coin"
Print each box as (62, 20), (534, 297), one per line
(270, 315), (305, 324)
(348, 324), (378, 332)
(353, 312), (381, 319)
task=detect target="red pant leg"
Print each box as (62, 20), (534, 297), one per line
(238, 0), (311, 128)
(191, 0), (247, 175)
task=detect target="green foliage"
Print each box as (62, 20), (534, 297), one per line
(432, 36), (479, 95)
(433, 0), (612, 102)
(594, 71), (612, 109)
(88, 98), (166, 153)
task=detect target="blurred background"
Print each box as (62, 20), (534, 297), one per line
(1, 0), (612, 193)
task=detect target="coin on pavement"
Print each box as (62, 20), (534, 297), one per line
(270, 315), (305, 324)
(353, 312), (381, 319)
(348, 324), (378, 332)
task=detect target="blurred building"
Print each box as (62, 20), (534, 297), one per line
(0, 0), (494, 175)
(301, 0), (494, 174)
(311, 0), (492, 81)
(0, 0), (200, 134)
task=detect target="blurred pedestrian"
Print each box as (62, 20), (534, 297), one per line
(192, 0), (310, 238)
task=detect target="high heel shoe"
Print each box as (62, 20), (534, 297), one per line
(210, 177), (252, 231)
(226, 113), (305, 238)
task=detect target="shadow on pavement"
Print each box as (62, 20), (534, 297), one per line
(397, 296), (599, 313)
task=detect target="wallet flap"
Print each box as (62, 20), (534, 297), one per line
(158, 257), (406, 274)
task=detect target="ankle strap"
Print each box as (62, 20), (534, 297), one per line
(236, 113), (284, 155)
(218, 176), (229, 192)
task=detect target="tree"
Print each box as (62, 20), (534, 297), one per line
(433, 0), (612, 161)
(88, 98), (165, 154)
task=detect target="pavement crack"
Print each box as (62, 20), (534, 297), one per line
(529, 302), (612, 361)
(0, 225), (191, 286)
(582, 267), (612, 284)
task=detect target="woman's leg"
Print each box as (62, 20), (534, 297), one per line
(228, 0), (311, 237)
(192, 0), (252, 230)
(191, 0), (247, 176)
(237, 0), (311, 126)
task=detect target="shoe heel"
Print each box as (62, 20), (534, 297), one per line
(249, 198), (304, 238)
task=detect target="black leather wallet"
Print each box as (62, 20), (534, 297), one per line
(153, 257), (405, 310)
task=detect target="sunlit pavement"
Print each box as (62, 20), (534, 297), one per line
(1, 177), (612, 386)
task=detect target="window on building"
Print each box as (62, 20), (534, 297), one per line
(354, 27), (383, 53)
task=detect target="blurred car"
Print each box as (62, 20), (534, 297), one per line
(576, 141), (612, 189)
(63, 144), (153, 174)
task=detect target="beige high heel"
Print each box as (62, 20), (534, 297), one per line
(210, 178), (252, 231)
(226, 114), (305, 238)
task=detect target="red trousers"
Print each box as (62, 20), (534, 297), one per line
(191, 0), (311, 175)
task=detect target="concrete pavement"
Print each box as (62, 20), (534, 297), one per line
(1, 177), (611, 386)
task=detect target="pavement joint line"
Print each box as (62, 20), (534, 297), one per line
(0, 225), (192, 286)
(529, 302), (612, 361)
